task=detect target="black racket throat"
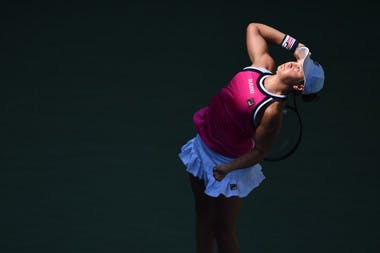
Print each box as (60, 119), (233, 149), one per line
(264, 94), (303, 162)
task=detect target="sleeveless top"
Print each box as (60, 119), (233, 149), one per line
(193, 66), (286, 158)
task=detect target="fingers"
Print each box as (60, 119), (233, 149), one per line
(213, 173), (223, 181)
(213, 167), (225, 181)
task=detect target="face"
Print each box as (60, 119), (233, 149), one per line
(276, 61), (305, 84)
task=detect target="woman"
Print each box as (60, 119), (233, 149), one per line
(179, 22), (324, 253)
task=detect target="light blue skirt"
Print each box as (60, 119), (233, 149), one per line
(178, 135), (265, 198)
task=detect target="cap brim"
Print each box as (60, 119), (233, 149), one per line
(298, 47), (311, 74)
(299, 47), (325, 94)
(298, 47), (312, 93)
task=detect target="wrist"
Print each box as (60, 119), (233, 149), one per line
(281, 34), (299, 52)
(225, 163), (235, 173)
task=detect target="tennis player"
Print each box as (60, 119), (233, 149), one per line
(179, 22), (324, 253)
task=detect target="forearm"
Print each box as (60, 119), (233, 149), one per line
(248, 23), (286, 46)
(249, 22), (304, 53)
(225, 148), (265, 173)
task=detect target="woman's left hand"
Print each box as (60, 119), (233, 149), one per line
(213, 164), (231, 181)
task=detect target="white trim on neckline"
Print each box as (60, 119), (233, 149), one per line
(243, 66), (272, 74)
(259, 75), (286, 99)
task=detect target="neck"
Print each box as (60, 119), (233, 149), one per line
(263, 75), (289, 96)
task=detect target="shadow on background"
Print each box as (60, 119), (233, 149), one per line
(1, 0), (379, 252)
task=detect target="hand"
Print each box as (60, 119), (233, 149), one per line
(294, 44), (313, 66)
(293, 43), (306, 61)
(213, 164), (231, 181)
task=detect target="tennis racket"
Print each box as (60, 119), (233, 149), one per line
(264, 94), (303, 161)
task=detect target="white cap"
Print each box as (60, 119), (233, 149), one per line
(298, 47), (325, 95)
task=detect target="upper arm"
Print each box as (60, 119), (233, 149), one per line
(253, 103), (283, 155)
(246, 23), (275, 71)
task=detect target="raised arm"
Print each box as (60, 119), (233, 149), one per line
(246, 22), (302, 72)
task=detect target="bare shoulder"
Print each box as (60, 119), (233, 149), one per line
(252, 54), (276, 73)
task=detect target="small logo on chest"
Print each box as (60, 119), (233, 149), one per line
(247, 98), (254, 107)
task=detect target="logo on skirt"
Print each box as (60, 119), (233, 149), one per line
(230, 184), (238, 191)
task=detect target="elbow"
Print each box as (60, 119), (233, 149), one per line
(247, 23), (258, 33)
(247, 22), (263, 38)
(258, 150), (267, 163)
(252, 146), (266, 162)
(247, 22), (262, 32)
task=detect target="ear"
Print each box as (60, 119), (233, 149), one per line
(293, 84), (304, 92)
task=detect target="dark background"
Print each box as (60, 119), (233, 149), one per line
(1, 0), (379, 252)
